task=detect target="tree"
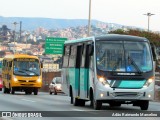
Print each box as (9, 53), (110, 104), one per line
(0, 25), (11, 41)
(109, 29), (160, 46)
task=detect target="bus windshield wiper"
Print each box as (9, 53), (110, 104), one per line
(128, 56), (142, 74)
(16, 70), (30, 75)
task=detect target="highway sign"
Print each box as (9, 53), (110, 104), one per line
(45, 37), (67, 54)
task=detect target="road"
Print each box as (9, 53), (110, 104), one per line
(0, 91), (160, 120)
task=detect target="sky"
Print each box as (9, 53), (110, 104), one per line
(0, 0), (160, 31)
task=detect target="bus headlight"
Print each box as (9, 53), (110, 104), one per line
(99, 77), (105, 82)
(0, 80), (2, 84)
(98, 76), (110, 87)
(37, 77), (41, 83)
(14, 76), (18, 82)
(143, 77), (154, 87)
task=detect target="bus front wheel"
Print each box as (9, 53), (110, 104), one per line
(11, 87), (15, 94)
(3, 86), (7, 94)
(140, 100), (149, 110)
(93, 99), (102, 110)
(34, 88), (38, 95)
(4, 86), (10, 94)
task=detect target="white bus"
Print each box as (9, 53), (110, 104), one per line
(61, 34), (155, 110)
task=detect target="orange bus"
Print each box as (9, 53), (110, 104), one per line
(2, 54), (43, 95)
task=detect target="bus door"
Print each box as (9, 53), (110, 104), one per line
(68, 45), (82, 97)
(8, 61), (12, 87)
(80, 43), (92, 99)
(76, 44), (83, 97)
(6, 61), (12, 88)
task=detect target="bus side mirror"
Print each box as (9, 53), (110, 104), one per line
(89, 44), (94, 56)
(150, 43), (158, 61)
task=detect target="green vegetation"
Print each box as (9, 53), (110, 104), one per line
(109, 29), (160, 46)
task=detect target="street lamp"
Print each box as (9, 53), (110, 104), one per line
(12, 22), (19, 54)
(88, 0), (92, 36)
(143, 13), (155, 32)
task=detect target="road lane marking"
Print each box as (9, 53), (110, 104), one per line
(71, 109), (99, 116)
(21, 99), (36, 103)
(72, 108), (96, 112)
(72, 109), (84, 111)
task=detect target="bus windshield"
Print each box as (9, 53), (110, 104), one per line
(13, 58), (40, 76)
(96, 40), (152, 72)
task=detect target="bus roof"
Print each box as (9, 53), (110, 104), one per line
(95, 34), (148, 41)
(3, 54), (39, 60)
(65, 34), (148, 45)
(65, 36), (94, 44)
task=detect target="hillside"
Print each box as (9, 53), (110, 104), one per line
(0, 16), (109, 31)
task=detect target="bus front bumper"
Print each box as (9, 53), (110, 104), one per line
(96, 87), (154, 101)
(11, 81), (42, 88)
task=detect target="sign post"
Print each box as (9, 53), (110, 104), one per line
(45, 37), (67, 54)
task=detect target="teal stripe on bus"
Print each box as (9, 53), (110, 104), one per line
(80, 68), (89, 91)
(68, 68), (79, 90)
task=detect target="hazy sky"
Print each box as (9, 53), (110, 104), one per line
(0, 0), (160, 31)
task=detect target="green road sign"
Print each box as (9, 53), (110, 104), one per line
(45, 37), (67, 54)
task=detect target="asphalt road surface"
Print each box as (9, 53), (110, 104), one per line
(0, 91), (160, 120)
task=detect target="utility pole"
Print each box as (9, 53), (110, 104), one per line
(143, 13), (155, 32)
(19, 21), (22, 42)
(88, 0), (92, 37)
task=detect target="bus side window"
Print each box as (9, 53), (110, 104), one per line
(10, 61), (12, 68)
(81, 44), (86, 68)
(8, 61), (12, 70)
(69, 45), (77, 67)
(62, 45), (70, 67)
(89, 55), (94, 70)
(81, 43), (93, 69)
(76, 45), (83, 68)
(85, 44), (92, 68)
(85, 45), (90, 68)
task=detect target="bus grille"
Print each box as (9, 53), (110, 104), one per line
(20, 84), (34, 86)
(18, 80), (36, 83)
(112, 92), (139, 97)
